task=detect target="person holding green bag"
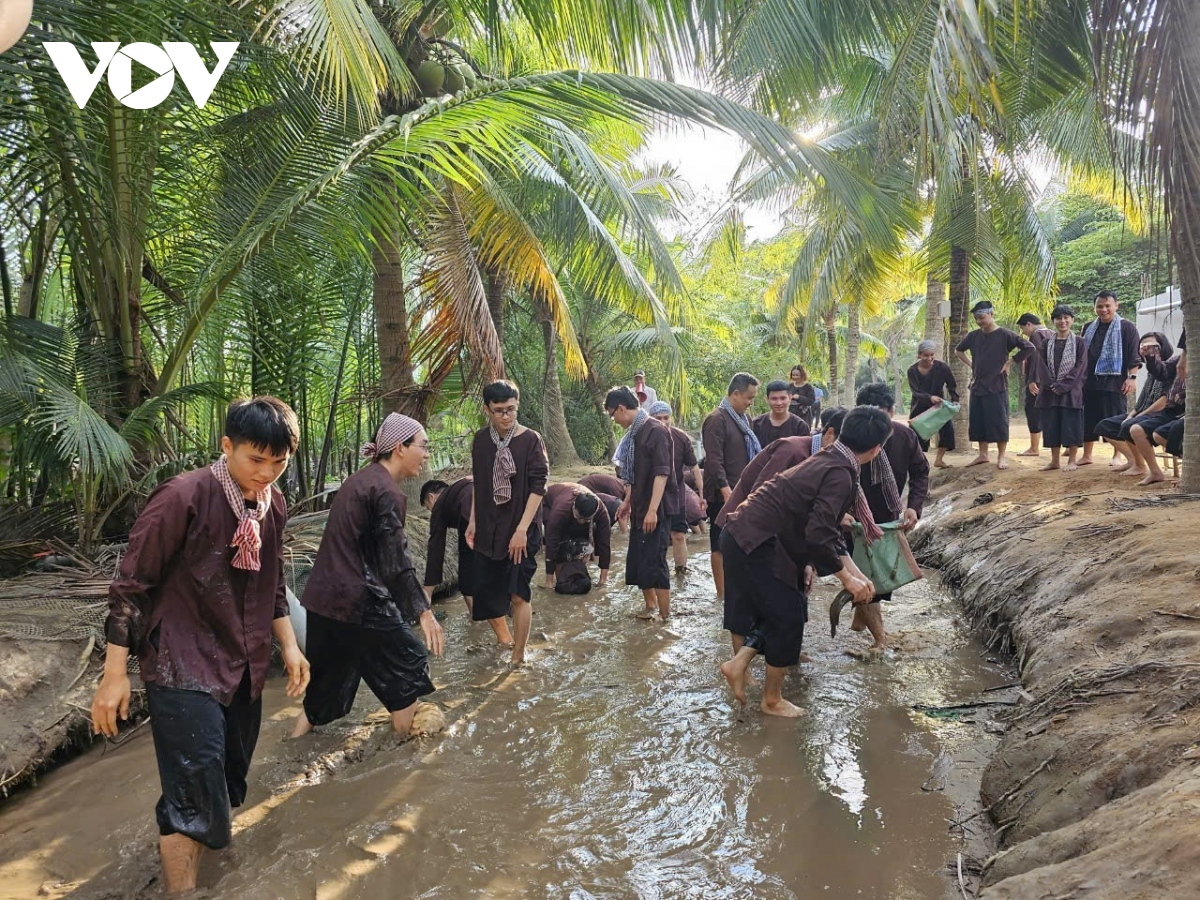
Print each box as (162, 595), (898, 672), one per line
(849, 384), (930, 652)
(907, 340), (959, 467)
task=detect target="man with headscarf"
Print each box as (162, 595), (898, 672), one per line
(851, 384), (930, 652)
(954, 301), (1035, 470)
(293, 413), (444, 740)
(468, 380), (549, 667)
(648, 400), (703, 574)
(1079, 290), (1143, 466)
(701, 373), (761, 600)
(608, 386), (677, 621)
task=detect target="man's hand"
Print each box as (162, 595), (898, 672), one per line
(1001, 360), (1012, 376)
(643, 509), (658, 533)
(280, 643), (310, 698)
(1028, 382), (1041, 396)
(840, 513), (856, 531)
(508, 530), (528, 564)
(91, 671), (131, 738)
(1122, 378), (1137, 396)
(419, 609), (445, 658)
(721, 487), (732, 502)
(465, 522), (475, 550)
(930, 396), (943, 406)
(841, 572), (876, 605)
(803, 565), (815, 594)
(901, 508), (919, 530)
(617, 500), (631, 524)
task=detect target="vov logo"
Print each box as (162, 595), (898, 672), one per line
(44, 42), (239, 109)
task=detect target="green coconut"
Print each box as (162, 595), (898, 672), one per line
(459, 64), (477, 90)
(442, 63), (465, 94)
(414, 59), (445, 96)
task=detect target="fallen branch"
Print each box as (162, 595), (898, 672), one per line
(949, 752), (1058, 831)
(1154, 609), (1200, 621)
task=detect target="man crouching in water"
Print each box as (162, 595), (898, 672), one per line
(292, 413), (445, 740)
(718, 406), (886, 717)
(92, 397), (310, 895)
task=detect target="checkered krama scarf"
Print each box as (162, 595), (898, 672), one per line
(211, 455), (272, 571)
(490, 425), (518, 505)
(361, 413), (422, 461)
(829, 440), (884, 544)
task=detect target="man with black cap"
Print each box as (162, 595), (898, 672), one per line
(954, 302), (1035, 470)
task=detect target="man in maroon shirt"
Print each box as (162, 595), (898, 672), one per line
(92, 398), (310, 895)
(467, 380), (549, 667)
(718, 406), (885, 717)
(752, 380), (809, 446)
(292, 414), (444, 741)
(608, 386), (675, 620)
(649, 401), (703, 574)
(421, 477), (476, 615)
(542, 482), (612, 593)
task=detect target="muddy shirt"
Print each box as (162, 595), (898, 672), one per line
(722, 450), (856, 586)
(471, 426), (549, 561)
(424, 477), (473, 587)
(578, 472), (625, 499)
(1084, 318), (1143, 393)
(629, 417), (676, 522)
(701, 407), (752, 504)
(956, 327), (1034, 396)
(1034, 335), (1088, 410)
(907, 361), (959, 418)
(105, 467), (289, 705)
(303, 462), (429, 628)
(716, 435), (814, 528)
(859, 422), (930, 521)
(542, 483), (612, 574)
(752, 412), (808, 446)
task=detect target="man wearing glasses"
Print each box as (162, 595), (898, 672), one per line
(467, 381), (550, 667)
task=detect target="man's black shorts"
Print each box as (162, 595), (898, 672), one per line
(1084, 390), (1129, 442)
(669, 511), (689, 534)
(719, 530), (807, 668)
(626, 515), (670, 590)
(473, 536), (540, 620)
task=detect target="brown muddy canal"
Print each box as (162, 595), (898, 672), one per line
(0, 535), (1009, 900)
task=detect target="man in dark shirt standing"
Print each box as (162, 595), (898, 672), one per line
(1017, 313), (1055, 457)
(752, 380), (809, 446)
(421, 477), (476, 615)
(701, 373), (761, 601)
(954, 301), (1035, 470)
(718, 407), (885, 717)
(293, 413), (445, 741)
(649, 400), (703, 574)
(92, 398), (310, 895)
(1079, 290), (1143, 466)
(468, 380), (550, 667)
(609, 387), (676, 621)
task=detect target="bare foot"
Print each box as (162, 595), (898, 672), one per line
(761, 697), (806, 718)
(720, 659), (748, 705)
(1076, 458), (1093, 467)
(1112, 461), (1132, 472)
(966, 455), (989, 467)
(996, 459), (1010, 470)
(1121, 467), (1147, 477)
(934, 460), (951, 468)
(289, 715), (314, 740)
(1138, 473), (1166, 486)
(1017, 448), (1040, 457)
(635, 608), (657, 620)
(509, 654), (526, 669)
(1041, 462), (1060, 471)
(1064, 462), (1078, 472)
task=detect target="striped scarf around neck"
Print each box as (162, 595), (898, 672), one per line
(490, 424), (517, 505)
(615, 407), (650, 485)
(720, 396), (763, 461)
(1046, 331), (1078, 382)
(211, 455), (271, 571)
(829, 440), (884, 544)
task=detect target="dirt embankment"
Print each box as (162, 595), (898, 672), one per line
(912, 462), (1200, 899)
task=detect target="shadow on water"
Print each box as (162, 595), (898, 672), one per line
(0, 534), (1009, 900)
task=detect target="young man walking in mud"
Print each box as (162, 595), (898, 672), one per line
(649, 400), (703, 574)
(422, 476), (476, 614)
(752, 380), (809, 446)
(91, 397), (310, 896)
(719, 406), (884, 717)
(702, 373), (762, 601)
(1079, 290), (1143, 467)
(954, 301), (1035, 470)
(467, 380), (549, 667)
(292, 413), (445, 741)
(542, 482), (611, 593)
(608, 387), (676, 620)
(849, 384), (929, 652)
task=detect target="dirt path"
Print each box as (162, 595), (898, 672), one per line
(912, 447), (1200, 898)
(0, 532), (1007, 899)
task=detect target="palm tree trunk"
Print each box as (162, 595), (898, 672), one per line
(1175, 0), (1200, 491)
(823, 305), (839, 404)
(843, 300), (860, 405)
(373, 222), (416, 417)
(947, 246), (972, 447)
(924, 275), (946, 353)
(487, 267), (506, 356)
(538, 311), (580, 465)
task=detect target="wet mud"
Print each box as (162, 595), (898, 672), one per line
(0, 535), (1010, 900)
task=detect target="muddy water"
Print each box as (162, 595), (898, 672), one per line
(0, 536), (1009, 900)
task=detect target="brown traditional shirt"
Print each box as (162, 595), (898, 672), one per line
(1023, 326), (1054, 390)
(907, 360), (959, 417)
(542, 482), (612, 574)
(579, 472), (625, 499)
(859, 422), (930, 521)
(423, 477), (473, 587)
(752, 412), (808, 446)
(955, 327), (1034, 396)
(303, 462), (429, 627)
(471, 426), (549, 560)
(722, 451), (857, 586)
(1034, 335), (1089, 410)
(629, 417), (675, 522)
(716, 435), (814, 528)
(701, 407), (752, 504)
(684, 484), (705, 524)
(105, 467), (290, 705)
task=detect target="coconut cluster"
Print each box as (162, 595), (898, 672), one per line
(413, 51), (478, 98)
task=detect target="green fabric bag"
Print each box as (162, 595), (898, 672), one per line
(910, 401), (960, 440)
(851, 521), (923, 595)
